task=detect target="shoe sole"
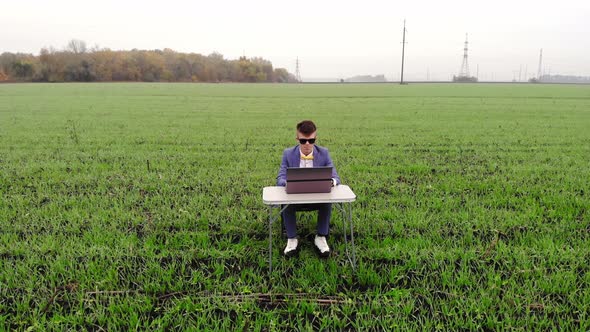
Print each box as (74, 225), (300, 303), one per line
(315, 247), (331, 258)
(284, 249), (299, 257)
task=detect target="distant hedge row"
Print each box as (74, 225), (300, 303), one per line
(0, 41), (297, 83)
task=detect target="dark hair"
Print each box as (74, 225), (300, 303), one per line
(296, 120), (317, 135)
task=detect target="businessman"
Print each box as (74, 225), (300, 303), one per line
(276, 120), (340, 257)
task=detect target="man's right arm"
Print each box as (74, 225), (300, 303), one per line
(276, 150), (288, 186)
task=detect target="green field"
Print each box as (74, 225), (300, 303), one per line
(1, 83), (590, 330)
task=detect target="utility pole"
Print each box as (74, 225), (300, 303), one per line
(400, 19), (407, 84)
(537, 49), (543, 81)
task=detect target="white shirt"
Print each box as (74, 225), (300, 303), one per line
(299, 150), (314, 168)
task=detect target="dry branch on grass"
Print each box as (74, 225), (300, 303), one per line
(84, 290), (349, 305)
(481, 231), (500, 259)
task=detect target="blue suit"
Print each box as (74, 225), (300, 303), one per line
(276, 145), (340, 238)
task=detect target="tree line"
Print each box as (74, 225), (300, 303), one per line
(0, 40), (297, 83)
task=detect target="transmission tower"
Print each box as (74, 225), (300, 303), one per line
(537, 49), (543, 81)
(459, 33), (470, 77)
(295, 57), (301, 82)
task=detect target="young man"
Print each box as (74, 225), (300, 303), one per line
(276, 120), (340, 257)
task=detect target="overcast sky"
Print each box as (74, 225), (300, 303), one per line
(2, 0), (589, 81)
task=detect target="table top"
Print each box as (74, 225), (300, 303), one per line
(263, 185), (356, 205)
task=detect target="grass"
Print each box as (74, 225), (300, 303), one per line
(1, 82), (590, 330)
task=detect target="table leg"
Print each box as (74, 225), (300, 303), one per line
(339, 203), (348, 263)
(269, 205), (273, 274)
(347, 202), (357, 268)
(336, 203), (356, 270)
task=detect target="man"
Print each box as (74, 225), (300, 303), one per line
(276, 120), (340, 257)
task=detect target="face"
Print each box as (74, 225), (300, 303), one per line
(296, 131), (316, 155)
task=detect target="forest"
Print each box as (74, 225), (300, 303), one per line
(0, 40), (296, 83)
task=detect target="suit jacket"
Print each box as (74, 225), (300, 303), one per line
(276, 145), (341, 186)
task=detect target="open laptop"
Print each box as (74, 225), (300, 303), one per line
(286, 166), (333, 194)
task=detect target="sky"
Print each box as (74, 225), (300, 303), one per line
(2, 0), (589, 81)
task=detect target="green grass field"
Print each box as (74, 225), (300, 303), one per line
(1, 83), (590, 330)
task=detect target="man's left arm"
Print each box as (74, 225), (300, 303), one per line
(325, 150), (341, 186)
(276, 150), (289, 186)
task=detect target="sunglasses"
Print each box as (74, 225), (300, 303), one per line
(298, 138), (316, 144)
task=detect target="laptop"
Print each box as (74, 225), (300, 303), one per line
(286, 167), (333, 194)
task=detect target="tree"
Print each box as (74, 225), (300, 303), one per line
(90, 50), (115, 81)
(0, 52), (18, 76)
(12, 60), (34, 79)
(251, 57), (273, 82)
(67, 39), (87, 54)
(64, 56), (95, 81)
(0, 68), (8, 81)
(0, 52), (39, 81)
(37, 47), (67, 82)
(273, 68), (292, 83)
(207, 52), (228, 82)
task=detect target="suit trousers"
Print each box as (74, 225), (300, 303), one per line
(282, 203), (332, 239)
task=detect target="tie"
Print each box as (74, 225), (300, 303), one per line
(301, 154), (314, 160)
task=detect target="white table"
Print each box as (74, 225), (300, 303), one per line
(262, 185), (357, 273)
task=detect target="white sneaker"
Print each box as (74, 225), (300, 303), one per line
(314, 235), (331, 257)
(284, 238), (298, 256)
